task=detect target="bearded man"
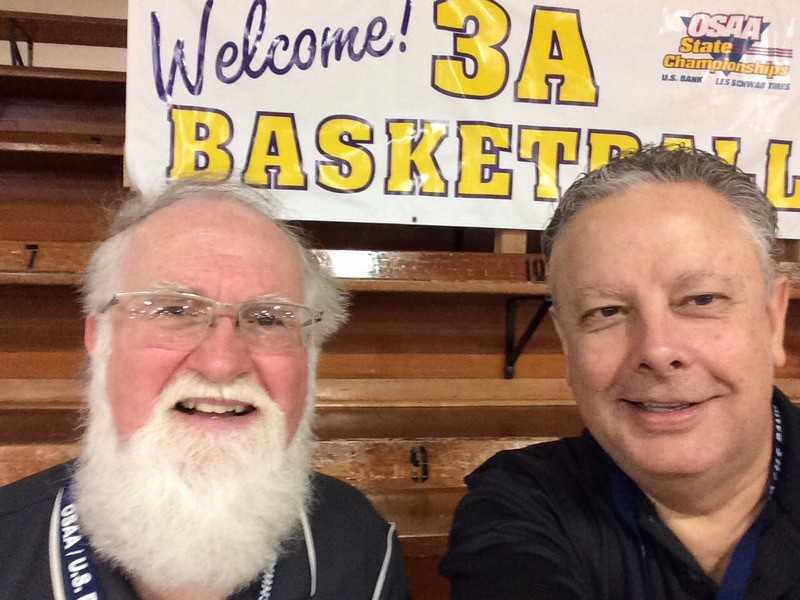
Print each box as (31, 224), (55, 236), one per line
(0, 182), (409, 600)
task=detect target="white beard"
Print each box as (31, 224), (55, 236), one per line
(73, 322), (314, 596)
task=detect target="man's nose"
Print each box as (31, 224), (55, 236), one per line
(632, 310), (688, 376)
(183, 315), (254, 382)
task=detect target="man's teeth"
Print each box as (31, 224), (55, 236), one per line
(637, 402), (692, 412)
(175, 400), (253, 415)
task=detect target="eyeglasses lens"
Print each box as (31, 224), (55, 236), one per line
(239, 303), (307, 349)
(120, 294), (211, 348)
(118, 294), (308, 351)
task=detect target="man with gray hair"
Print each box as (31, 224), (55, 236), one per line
(441, 146), (800, 598)
(0, 181), (409, 600)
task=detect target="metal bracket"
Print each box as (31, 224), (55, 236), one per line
(8, 19), (33, 67)
(410, 446), (429, 483)
(504, 297), (552, 379)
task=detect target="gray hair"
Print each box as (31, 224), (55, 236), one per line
(542, 145), (779, 282)
(82, 180), (348, 346)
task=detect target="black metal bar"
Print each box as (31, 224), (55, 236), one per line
(9, 18), (33, 67)
(504, 297), (552, 379)
(9, 39), (23, 66)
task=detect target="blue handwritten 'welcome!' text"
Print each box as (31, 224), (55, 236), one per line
(151, 0), (400, 102)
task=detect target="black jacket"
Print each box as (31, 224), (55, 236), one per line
(441, 389), (800, 599)
(0, 463), (409, 600)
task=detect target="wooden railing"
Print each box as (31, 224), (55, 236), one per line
(0, 11), (126, 48)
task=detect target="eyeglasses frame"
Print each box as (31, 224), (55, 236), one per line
(99, 290), (323, 335)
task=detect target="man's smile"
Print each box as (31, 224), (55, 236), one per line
(617, 396), (715, 434)
(174, 398), (257, 417)
(622, 400), (700, 413)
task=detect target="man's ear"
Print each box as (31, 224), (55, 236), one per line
(84, 315), (98, 353)
(769, 275), (790, 368)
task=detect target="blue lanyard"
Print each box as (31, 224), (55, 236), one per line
(51, 482), (276, 600)
(715, 401), (784, 600)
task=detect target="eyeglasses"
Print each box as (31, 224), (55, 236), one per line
(100, 291), (322, 352)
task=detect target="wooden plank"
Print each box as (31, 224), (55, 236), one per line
(0, 169), (120, 241)
(0, 353), (549, 381)
(0, 98), (124, 137)
(0, 378), (585, 441)
(779, 240), (800, 263)
(332, 352), (800, 381)
(0, 409), (80, 444)
(0, 437), (542, 488)
(493, 229), (528, 254)
(7, 246), (517, 279)
(5, 345), (800, 381)
(0, 286), (559, 365)
(330, 293), (559, 349)
(368, 488), (465, 542)
(0, 64), (125, 83)
(313, 250), (545, 283)
(0, 131), (123, 156)
(0, 272), (80, 285)
(319, 353), (566, 379)
(5, 378), (800, 443)
(0, 272), (547, 294)
(0, 68), (125, 139)
(779, 261), (800, 290)
(0, 405), (582, 444)
(9, 350), (800, 381)
(317, 377), (574, 406)
(324, 405), (580, 438)
(0, 353), (83, 378)
(1, 375), (585, 441)
(2, 242), (800, 300)
(0, 11), (126, 48)
(299, 219), (496, 252)
(0, 289), (92, 350)
(1, 377), (576, 409)
(400, 535), (449, 560)
(0, 378), (81, 407)
(315, 437), (546, 491)
(7, 377), (800, 410)
(0, 241), (96, 285)
(403, 555), (450, 599)
(0, 240), (95, 273)
(0, 247), (551, 291)
(342, 279), (545, 294)
(0, 443), (76, 484)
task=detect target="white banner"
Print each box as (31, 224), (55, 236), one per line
(125, 1), (800, 235)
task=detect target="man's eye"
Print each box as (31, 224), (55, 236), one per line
(248, 310), (286, 328)
(598, 306), (620, 317)
(584, 306), (620, 319)
(153, 304), (191, 317)
(581, 305), (623, 326)
(690, 293), (716, 306)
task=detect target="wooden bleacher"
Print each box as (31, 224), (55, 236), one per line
(3, 11), (800, 599)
